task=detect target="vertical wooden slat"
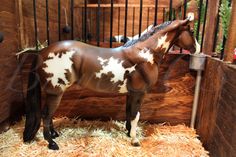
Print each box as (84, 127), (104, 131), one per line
(202, 0), (220, 55)
(224, 0), (236, 62)
(201, 0), (208, 52)
(15, 0), (25, 49)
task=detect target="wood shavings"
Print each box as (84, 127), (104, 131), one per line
(0, 117), (209, 157)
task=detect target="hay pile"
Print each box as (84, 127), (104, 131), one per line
(0, 117), (208, 157)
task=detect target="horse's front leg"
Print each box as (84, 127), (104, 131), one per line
(126, 91), (145, 146)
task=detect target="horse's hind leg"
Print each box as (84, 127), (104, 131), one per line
(50, 119), (59, 139)
(42, 92), (63, 150)
(126, 91), (145, 146)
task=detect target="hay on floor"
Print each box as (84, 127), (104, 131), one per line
(0, 117), (209, 157)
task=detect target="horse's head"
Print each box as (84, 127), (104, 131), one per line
(150, 12), (200, 54)
(172, 13), (200, 54)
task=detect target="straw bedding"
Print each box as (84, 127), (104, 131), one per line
(0, 117), (208, 157)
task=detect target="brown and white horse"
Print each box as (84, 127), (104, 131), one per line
(23, 14), (200, 150)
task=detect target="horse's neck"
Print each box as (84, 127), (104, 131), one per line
(125, 31), (178, 65)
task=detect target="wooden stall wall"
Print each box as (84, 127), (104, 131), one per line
(196, 57), (236, 157)
(0, 0), (24, 130)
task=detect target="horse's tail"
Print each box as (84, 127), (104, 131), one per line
(23, 55), (41, 142)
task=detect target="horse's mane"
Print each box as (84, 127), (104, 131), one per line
(123, 21), (172, 47)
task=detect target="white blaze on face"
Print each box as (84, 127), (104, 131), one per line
(43, 50), (75, 89)
(96, 57), (135, 93)
(194, 38), (201, 54)
(156, 33), (170, 52)
(139, 48), (154, 64)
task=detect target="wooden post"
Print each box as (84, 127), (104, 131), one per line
(224, 0), (236, 62)
(201, 0), (220, 55)
(15, 0), (25, 49)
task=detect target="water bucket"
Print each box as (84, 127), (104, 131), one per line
(189, 53), (206, 71)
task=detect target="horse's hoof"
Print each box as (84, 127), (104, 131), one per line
(131, 138), (140, 147)
(51, 130), (59, 139)
(48, 142), (59, 150)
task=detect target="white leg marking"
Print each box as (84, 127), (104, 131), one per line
(130, 112), (140, 146)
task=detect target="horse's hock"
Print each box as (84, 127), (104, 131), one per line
(0, 0), (236, 157)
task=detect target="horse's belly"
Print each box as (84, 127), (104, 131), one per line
(78, 73), (128, 94)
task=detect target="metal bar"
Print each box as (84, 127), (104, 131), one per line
(110, 0), (114, 47)
(33, 0), (38, 50)
(84, 0), (87, 43)
(103, 8), (105, 42)
(139, 0), (143, 37)
(46, 0), (50, 45)
(96, 0), (101, 46)
(118, 7), (120, 41)
(169, 0), (172, 20)
(196, 0), (203, 41)
(163, 8), (165, 23)
(132, 7), (135, 39)
(81, 7), (84, 40)
(154, 0), (158, 26)
(183, 0), (187, 19)
(58, 0), (61, 41)
(147, 7), (150, 31)
(71, 0), (74, 40)
(124, 0), (128, 42)
(220, 0), (232, 59)
(213, 0), (222, 52)
(200, 0), (208, 52)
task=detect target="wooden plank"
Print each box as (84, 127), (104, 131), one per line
(202, 0), (220, 55)
(196, 57), (236, 157)
(15, 0), (25, 49)
(0, 0), (24, 127)
(224, 0), (236, 62)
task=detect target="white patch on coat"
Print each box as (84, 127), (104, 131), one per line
(96, 57), (135, 93)
(119, 79), (128, 93)
(130, 112), (140, 139)
(194, 38), (201, 54)
(139, 48), (154, 64)
(43, 50), (75, 89)
(156, 33), (170, 52)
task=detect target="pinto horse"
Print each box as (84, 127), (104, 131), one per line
(23, 13), (200, 150)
